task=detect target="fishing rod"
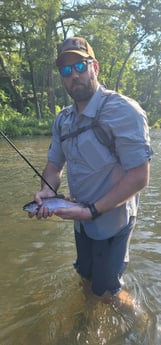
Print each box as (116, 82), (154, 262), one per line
(0, 129), (57, 195)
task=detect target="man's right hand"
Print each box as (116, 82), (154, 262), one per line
(28, 189), (56, 219)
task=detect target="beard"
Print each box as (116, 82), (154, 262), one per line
(65, 72), (98, 102)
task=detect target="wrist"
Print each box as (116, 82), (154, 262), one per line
(87, 203), (102, 220)
(41, 186), (56, 197)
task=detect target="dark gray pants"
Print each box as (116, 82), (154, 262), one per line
(74, 216), (136, 296)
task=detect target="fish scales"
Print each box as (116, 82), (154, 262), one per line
(23, 197), (78, 213)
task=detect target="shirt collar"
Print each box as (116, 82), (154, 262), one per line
(72, 85), (104, 118)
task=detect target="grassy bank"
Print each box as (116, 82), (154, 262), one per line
(0, 105), (60, 137)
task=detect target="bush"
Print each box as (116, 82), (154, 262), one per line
(153, 119), (161, 129)
(0, 103), (58, 137)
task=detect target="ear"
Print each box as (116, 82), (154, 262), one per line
(93, 59), (99, 76)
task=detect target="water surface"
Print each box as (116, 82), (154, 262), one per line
(0, 130), (161, 344)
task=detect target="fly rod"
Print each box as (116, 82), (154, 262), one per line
(0, 130), (57, 195)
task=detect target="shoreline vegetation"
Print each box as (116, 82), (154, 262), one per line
(0, 105), (160, 139)
(0, 104), (61, 138)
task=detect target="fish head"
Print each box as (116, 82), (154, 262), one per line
(23, 201), (40, 213)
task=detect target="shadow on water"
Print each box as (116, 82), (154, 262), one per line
(0, 131), (161, 344)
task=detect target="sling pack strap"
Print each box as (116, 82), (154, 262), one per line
(59, 92), (116, 156)
(60, 120), (115, 154)
(60, 123), (94, 142)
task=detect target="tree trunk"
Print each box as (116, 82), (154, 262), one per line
(0, 54), (24, 113)
(46, 17), (56, 116)
(21, 25), (42, 119)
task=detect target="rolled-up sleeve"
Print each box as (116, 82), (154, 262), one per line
(103, 95), (153, 170)
(48, 116), (66, 170)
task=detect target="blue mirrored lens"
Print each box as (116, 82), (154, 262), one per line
(60, 65), (72, 77)
(59, 60), (88, 77)
(75, 61), (87, 73)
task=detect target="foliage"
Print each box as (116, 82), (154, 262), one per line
(0, 0), (161, 136)
(0, 102), (61, 137)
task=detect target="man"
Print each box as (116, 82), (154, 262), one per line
(29, 37), (153, 306)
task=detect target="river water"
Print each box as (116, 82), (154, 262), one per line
(0, 129), (161, 345)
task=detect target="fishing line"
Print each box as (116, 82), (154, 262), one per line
(0, 130), (57, 195)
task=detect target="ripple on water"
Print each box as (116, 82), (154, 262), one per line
(1, 133), (161, 344)
(32, 242), (45, 249)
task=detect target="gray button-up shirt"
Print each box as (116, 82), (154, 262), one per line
(48, 86), (153, 240)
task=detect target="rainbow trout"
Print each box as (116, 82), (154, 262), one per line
(23, 197), (78, 213)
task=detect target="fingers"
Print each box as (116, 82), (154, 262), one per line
(34, 193), (43, 206)
(27, 189), (56, 219)
(34, 189), (56, 205)
(28, 207), (53, 219)
(36, 206), (53, 219)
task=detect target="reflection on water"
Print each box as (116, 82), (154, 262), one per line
(0, 131), (161, 344)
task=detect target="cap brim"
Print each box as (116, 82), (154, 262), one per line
(56, 50), (90, 66)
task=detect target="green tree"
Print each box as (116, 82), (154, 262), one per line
(1, 0), (161, 128)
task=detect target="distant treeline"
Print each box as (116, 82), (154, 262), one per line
(0, 0), (161, 136)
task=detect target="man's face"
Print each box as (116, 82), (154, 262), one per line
(59, 53), (99, 102)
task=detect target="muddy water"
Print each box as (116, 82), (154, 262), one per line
(0, 130), (161, 345)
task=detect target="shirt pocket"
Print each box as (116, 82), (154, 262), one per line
(78, 130), (115, 171)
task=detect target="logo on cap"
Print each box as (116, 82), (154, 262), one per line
(56, 37), (95, 66)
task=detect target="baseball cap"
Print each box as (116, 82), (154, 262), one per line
(56, 37), (95, 66)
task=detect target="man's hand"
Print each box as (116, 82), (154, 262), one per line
(28, 189), (56, 219)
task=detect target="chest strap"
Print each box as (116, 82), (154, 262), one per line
(59, 92), (116, 156)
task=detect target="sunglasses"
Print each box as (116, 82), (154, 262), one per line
(59, 59), (93, 78)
